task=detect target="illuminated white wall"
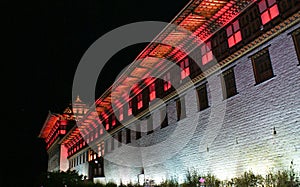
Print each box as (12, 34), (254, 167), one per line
(102, 23), (300, 185)
(59, 145), (69, 171)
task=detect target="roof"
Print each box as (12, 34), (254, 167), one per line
(62, 0), (257, 144)
(38, 111), (60, 139)
(95, 0), (255, 113)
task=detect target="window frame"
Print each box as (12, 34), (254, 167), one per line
(118, 131), (122, 147)
(160, 108), (168, 129)
(258, 0), (279, 25)
(251, 48), (275, 84)
(149, 83), (156, 101)
(226, 20), (242, 48)
(147, 116), (153, 135)
(180, 58), (190, 79)
(119, 107), (124, 121)
(176, 96), (186, 121)
(196, 84), (209, 111)
(111, 136), (114, 151)
(137, 93), (143, 109)
(163, 72), (171, 91)
(126, 128), (131, 144)
(128, 100), (132, 116)
(291, 29), (300, 64)
(221, 68), (238, 100)
(201, 41), (213, 65)
(136, 124), (141, 140)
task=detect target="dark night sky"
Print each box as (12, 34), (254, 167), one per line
(4, 0), (190, 186)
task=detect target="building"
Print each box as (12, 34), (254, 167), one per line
(39, 0), (300, 185)
(38, 96), (89, 172)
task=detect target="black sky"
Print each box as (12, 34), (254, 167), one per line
(5, 0), (190, 186)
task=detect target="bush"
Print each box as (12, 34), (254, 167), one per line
(160, 177), (179, 187)
(265, 161), (300, 187)
(181, 169), (220, 187)
(105, 181), (117, 187)
(233, 170), (264, 187)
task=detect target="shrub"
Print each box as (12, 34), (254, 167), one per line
(106, 181), (117, 187)
(265, 161), (300, 187)
(160, 177), (179, 187)
(233, 170), (264, 187)
(181, 169), (221, 187)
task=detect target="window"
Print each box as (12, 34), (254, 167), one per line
(126, 128), (131, 144)
(105, 119), (109, 131)
(160, 108), (168, 129)
(119, 107), (124, 121)
(258, 0), (279, 25)
(149, 83), (156, 101)
(176, 97), (186, 121)
(118, 131), (122, 147)
(101, 142), (105, 156)
(197, 84), (209, 111)
(201, 41), (213, 65)
(221, 68), (238, 99)
(111, 136), (114, 151)
(292, 29), (300, 63)
(128, 100), (132, 116)
(163, 72), (171, 91)
(226, 20), (242, 48)
(112, 115), (116, 126)
(180, 58), (190, 79)
(137, 93), (143, 109)
(136, 124), (141, 140)
(86, 151), (89, 162)
(251, 48), (274, 84)
(147, 116), (153, 135)
(100, 126), (103, 135)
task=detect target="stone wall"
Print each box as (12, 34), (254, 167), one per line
(102, 23), (300, 185)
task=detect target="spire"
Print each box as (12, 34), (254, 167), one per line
(75, 95), (82, 103)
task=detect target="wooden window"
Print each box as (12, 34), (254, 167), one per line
(119, 107), (124, 121)
(292, 29), (300, 63)
(118, 131), (122, 147)
(136, 124), (141, 140)
(201, 41), (213, 65)
(197, 84), (209, 111)
(83, 152), (85, 163)
(126, 128), (131, 144)
(180, 58), (190, 79)
(128, 100), (132, 116)
(226, 20), (242, 48)
(137, 94), (143, 109)
(176, 97), (186, 121)
(251, 48), (274, 84)
(149, 83), (156, 101)
(105, 119), (109, 131)
(147, 116), (153, 135)
(258, 0), (279, 25)
(160, 108), (168, 129)
(163, 72), (171, 91)
(101, 142), (105, 156)
(221, 68), (238, 99)
(100, 126), (103, 135)
(112, 115), (116, 126)
(111, 136), (114, 151)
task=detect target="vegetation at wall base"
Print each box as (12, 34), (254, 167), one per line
(38, 162), (299, 187)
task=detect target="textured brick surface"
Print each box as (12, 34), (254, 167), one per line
(99, 23), (300, 185)
(67, 24), (300, 185)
